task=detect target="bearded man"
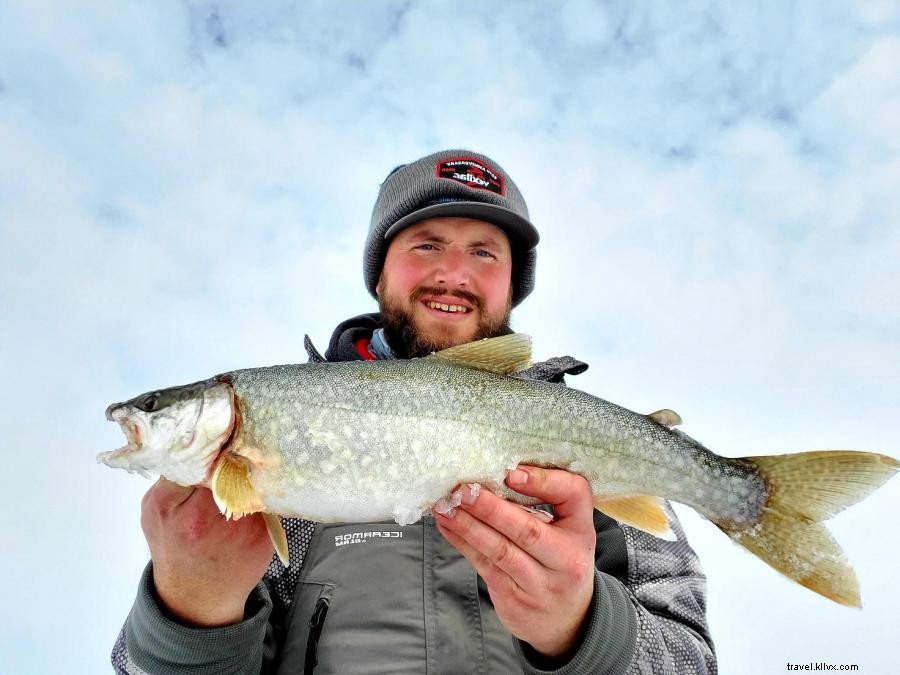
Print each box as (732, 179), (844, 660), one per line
(112, 150), (716, 674)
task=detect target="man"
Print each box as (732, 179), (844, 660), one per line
(112, 150), (716, 673)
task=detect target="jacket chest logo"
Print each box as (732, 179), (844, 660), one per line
(334, 530), (404, 547)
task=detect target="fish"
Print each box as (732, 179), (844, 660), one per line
(98, 334), (898, 607)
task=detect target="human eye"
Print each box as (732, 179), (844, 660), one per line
(474, 249), (496, 259)
(414, 243), (436, 251)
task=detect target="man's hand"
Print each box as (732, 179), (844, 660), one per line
(141, 478), (274, 627)
(432, 466), (596, 659)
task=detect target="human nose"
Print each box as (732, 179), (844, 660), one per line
(432, 248), (470, 287)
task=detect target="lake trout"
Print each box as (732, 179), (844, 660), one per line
(98, 334), (898, 607)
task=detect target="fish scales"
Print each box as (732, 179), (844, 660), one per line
(223, 358), (766, 527)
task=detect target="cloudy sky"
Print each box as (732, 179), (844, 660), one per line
(2, 1), (899, 672)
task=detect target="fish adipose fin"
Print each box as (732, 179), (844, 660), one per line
(647, 409), (682, 427)
(594, 495), (674, 539)
(211, 453), (265, 520)
(430, 334), (532, 375)
(723, 451), (899, 607)
(263, 513), (290, 566)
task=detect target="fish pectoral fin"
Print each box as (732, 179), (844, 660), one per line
(211, 453), (265, 520)
(594, 495), (674, 539)
(429, 334), (532, 375)
(263, 513), (290, 566)
(647, 409), (683, 427)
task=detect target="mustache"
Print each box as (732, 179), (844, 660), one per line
(409, 286), (483, 311)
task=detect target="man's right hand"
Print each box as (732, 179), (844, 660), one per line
(141, 478), (274, 627)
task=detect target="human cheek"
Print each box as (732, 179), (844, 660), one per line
(394, 258), (433, 296)
(477, 266), (512, 305)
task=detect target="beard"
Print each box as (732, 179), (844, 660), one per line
(379, 285), (513, 359)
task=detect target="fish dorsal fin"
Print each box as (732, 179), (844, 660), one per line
(594, 495), (675, 539)
(647, 409), (683, 427)
(429, 334), (532, 375)
(211, 453), (265, 520)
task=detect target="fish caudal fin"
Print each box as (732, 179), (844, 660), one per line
(720, 451), (899, 607)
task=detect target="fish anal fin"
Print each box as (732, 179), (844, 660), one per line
(647, 409), (682, 427)
(429, 334), (532, 375)
(263, 513), (290, 566)
(211, 453), (264, 520)
(594, 495), (673, 539)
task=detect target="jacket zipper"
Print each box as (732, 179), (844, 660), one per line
(304, 596), (330, 673)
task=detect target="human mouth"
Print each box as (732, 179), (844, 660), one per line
(423, 301), (471, 314)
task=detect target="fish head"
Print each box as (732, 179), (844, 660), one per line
(98, 378), (234, 486)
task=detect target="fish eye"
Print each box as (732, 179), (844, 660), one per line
(137, 393), (160, 412)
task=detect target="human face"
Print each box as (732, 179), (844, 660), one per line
(376, 217), (514, 358)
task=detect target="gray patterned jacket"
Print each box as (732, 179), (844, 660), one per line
(111, 314), (716, 674)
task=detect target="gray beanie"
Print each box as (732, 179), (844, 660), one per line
(364, 149), (539, 307)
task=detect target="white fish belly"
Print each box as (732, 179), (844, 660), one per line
(248, 407), (540, 523)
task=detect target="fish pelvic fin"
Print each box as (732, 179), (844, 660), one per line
(723, 451), (900, 608)
(594, 495), (674, 540)
(429, 334), (532, 375)
(263, 513), (290, 566)
(211, 453), (265, 521)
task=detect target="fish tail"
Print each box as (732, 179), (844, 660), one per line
(718, 451), (899, 607)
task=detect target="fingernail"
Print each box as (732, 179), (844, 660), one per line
(433, 490), (462, 516)
(462, 483), (481, 505)
(508, 469), (528, 486)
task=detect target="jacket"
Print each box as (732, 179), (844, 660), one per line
(111, 313), (716, 674)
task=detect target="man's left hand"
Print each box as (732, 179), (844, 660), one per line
(432, 465), (596, 659)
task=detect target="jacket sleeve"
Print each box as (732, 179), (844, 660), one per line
(514, 503), (716, 675)
(111, 562), (275, 675)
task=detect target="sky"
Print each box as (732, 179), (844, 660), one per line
(1, 1), (899, 672)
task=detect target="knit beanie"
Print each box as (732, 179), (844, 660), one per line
(363, 149), (539, 306)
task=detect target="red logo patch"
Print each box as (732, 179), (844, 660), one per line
(436, 158), (504, 195)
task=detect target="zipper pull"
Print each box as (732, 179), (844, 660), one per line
(304, 597), (330, 673)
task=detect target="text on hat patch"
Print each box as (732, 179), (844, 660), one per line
(436, 158), (505, 196)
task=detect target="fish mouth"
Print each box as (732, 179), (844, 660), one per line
(98, 406), (145, 467)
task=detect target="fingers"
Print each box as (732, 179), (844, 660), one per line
(440, 484), (568, 568)
(141, 481), (226, 545)
(435, 500), (547, 584)
(434, 515), (533, 601)
(433, 467), (597, 576)
(433, 468), (598, 656)
(506, 465), (594, 521)
(145, 477), (196, 511)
